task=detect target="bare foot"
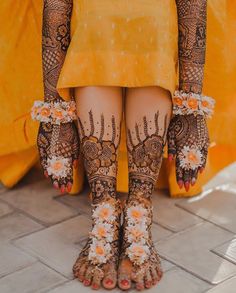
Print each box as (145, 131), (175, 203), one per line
(73, 197), (121, 290)
(118, 197), (163, 290)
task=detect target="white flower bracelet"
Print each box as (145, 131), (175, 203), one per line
(172, 90), (215, 118)
(31, 100), (77, 124)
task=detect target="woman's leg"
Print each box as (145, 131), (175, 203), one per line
(73, 86), (123, 290)
(118, 86), (172, 290)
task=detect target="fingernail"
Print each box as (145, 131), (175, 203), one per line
(60, 185), (65, 194)
(168, 154), (173, 162)
(200, 167), (204, 174)
(191, 178), (196, 186)
(44, 171), (49, 178)
(53, 181), (59, 189)
(67, 183), (72, 192)
(177, 180), (184, 189)
(92, 283), (99, 289)
(185, 181), (190, 192)
(73, 159), (78, 168)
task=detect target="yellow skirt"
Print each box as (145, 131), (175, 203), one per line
(1, 0), (236, 198)
(57, 0), (178, 101)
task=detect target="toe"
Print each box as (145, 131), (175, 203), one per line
(136, 278), (145, 291)
(77, 262), (87, 282)
(91, 267), (104, 290)
(83, 266), (93, 287)
(144, 270), (153, 288)
(102, 263), (117, 289)
(118, 259), (132, 290)
(156, 267), (163, 281)
(73, 257), (85, 278)
(150, 267), (158, 285)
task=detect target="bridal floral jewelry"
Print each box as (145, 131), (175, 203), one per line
(88, 200), (121, 266)
(31, 100), (77, 124)
(125, 204), (152, 266)
(178, 145), (203, 171)
(173, 90), (215, 118)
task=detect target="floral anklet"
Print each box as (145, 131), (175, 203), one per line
(124, 203), (153, 267)
(172, 90), (215, 118)
(87, 199), (121, 274)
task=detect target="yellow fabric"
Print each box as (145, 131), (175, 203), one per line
(57, 0), (178, 100)
(0, 0), (236, 197)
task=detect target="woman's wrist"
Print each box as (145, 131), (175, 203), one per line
(31, 99), (77, 124)
(172, 90), (215, 118)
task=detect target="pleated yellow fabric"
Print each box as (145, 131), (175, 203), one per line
(0, 0), (236, 198)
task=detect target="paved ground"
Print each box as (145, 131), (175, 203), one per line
(0, 163), (236, 293)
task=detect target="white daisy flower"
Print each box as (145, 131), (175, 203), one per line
(126, 222), (148, 243)
(179, 146), (203, 170)
(46, 156), (71, 178)
(88, 239), (112, 264)
(126, 205), (148, 224)
(91, 222), (113, 242)
(199, 96), (215, 118)
(126, 242), (150, 265)
(93, 203), (115, 223)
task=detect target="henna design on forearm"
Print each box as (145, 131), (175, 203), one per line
(175, 0), (207, 94)
(37, 1), (79, 193)
(42, 0), (72, 101)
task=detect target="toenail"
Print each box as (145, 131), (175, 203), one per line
(92, 283), (99, 289)
(105, 278), (114, 285)
(146, 281), (152, 287)
(121, 279), (130, 286)
(83, 279), (90, 286)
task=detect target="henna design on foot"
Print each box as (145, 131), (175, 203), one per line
(118, 111), (169, 290)
(73, 110), (122, 289)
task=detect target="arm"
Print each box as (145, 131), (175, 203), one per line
(167, 1), (214, 192)
(42, 0), (72, 101)
(176, 0), (207, 94)
(32, 0), (79, 193)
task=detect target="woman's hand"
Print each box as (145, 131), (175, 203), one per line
(37, 121), (80, 193)
(167, 114), (210, 191)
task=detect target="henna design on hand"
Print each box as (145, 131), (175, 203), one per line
(175, 0), (207, 94)
(38, 0), (79, 193)
(167, 113), (210, 191)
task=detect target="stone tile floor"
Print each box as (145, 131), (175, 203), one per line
(0, 163), (236, 293)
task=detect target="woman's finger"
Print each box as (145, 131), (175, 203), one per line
(183, 169), (191, 192)
(176, 157), (184, 188)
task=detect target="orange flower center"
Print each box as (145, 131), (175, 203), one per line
(131, 210), (142, 219)
(95, 245), (105, 255)
(173, 97), (183, 106)
(202, 100), (209, 108)
(133, 246), (144, 255)
(100, 208), (110, 219)
(41, 108), (50, 116)
(187, 98), (198, 109)
(187, 152), (199, 164)
(54, 110), (63, 118)
(131, 229), (143, 238)
(98, 227), (106, 237)
(52, 161), (63, 171)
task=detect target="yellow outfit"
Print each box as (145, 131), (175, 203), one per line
(57, 0), (178, 100)
(0, 0), (236, 198)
